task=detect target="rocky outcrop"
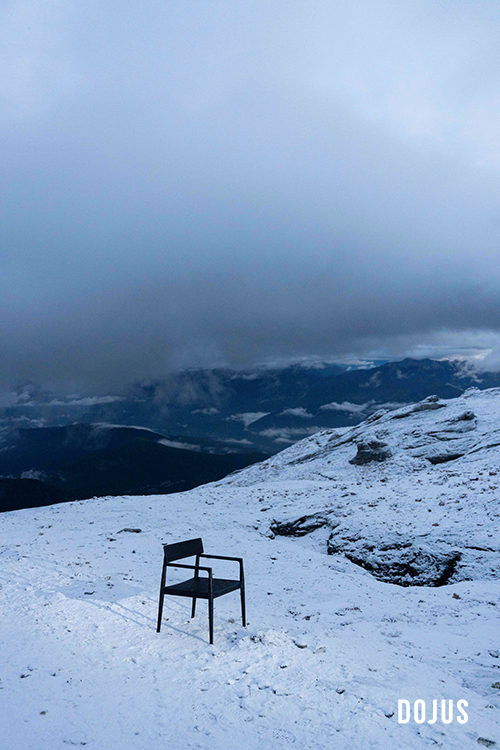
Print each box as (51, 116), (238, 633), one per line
(270, 512), (333, 537)
(327, 532), (462, 587)
(392, 395), (446, 419)
(427, 453), (465, 464)
(269, 509), (467, 586)
(349, 439), (392, 465)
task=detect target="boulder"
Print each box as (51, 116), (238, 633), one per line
(327, 533), (462, 587)
(349, 439), (392, 465)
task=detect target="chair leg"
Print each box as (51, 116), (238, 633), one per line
(157, 590), (165, 633)
(208, 597), (214, 644)
(191, 597), (197, 618)
(157, 557), (167, 633)
(240, 585), (246, 627)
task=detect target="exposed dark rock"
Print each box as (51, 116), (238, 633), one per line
(270, 512), (334, 537)
(451, 410), (476, 422)
(477, 738), (496, 747)
(118, 528), (142, 533)
(427, 453), (464, 465)
(349, 440), (392, 465)
(327, 533), (462, 586)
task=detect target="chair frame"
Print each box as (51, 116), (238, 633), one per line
(156, 538), (246, 644)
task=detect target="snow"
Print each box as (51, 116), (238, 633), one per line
(1, 389), (499, 749)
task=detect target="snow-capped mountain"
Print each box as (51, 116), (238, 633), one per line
(2, 358), (500, 458)
(1, 387), (499, 749)
(65, 358), (500, 451)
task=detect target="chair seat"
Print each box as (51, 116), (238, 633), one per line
(163, 577), (241, 599)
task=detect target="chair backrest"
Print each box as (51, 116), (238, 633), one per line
(164, 537), (204, 562)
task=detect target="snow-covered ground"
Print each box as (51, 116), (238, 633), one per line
(1, 388), (499, 749)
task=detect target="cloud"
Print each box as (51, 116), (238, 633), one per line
(279, 408), (314, 418)
(320, 402), (370, 414)
(1, 1), (500, 390)
(0, 1), (80, 123)
(258, 427), (323, 443)
(227, 413), (270, 427)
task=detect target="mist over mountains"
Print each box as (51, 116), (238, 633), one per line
(1, 357), (500, 508)
(2, 357), (498, 449)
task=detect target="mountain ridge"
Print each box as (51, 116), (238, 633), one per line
(2, 358), (500, 455)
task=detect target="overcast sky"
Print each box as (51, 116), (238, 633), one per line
(2, 0), (500, 391)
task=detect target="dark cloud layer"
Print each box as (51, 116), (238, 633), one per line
(2, 1), (500, 390)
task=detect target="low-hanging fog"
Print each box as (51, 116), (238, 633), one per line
(2, 0), (500, 391)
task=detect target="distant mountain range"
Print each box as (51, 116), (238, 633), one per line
(0, 357), (499, 508)
(0, 424), (267, 511)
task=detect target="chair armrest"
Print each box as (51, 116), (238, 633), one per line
(199, 554), (243, 563)
(199, 554), (245, 583)
(167, 562), (212, 576)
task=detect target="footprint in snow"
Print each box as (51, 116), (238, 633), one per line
(273, 728), (296, 743)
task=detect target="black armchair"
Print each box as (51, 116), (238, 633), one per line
(156, 538), (246, 644)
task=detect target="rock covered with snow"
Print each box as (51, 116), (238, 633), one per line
(222, 388), (500, 586)
(349, 438), (392, 465)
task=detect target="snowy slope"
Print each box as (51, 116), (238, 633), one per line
(0, 389), (499, 749)
(223, 388), (500, 587)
